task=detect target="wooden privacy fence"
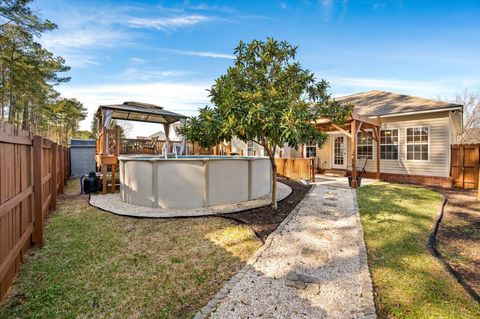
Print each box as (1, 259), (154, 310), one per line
(451, 144), (479, 190)
(275, 157), (315, 181)
(0, 122), (69, 301)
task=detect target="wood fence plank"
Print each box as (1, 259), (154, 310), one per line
(474, 144), (479, 189)
(459, 144), (464, 188)
(32, 136), (44, 247)
(50, 143), (57, 210)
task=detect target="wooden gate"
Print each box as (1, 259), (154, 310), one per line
(451, 144), (479, 189)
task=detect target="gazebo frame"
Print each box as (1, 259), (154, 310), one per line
(315, 111), (382, 188)
(95, 101), (187, 194)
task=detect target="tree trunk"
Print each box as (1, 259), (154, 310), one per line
(263, 144), (278, 210)
(1, 62), (4, 121)
(8, 44), (14, 123)
(271, 160), (278, 209)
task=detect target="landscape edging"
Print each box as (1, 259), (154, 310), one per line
(428, 195), (480, 303)
(352, 190), (377, 319)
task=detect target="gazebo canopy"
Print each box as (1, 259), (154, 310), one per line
(96, 101), (187, 125)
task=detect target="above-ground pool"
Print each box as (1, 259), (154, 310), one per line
(119, 155), (272, 209)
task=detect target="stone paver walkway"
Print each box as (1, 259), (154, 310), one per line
(203, 184), (376, 319)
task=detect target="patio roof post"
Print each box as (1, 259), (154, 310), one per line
(375, 116), (381, 180)
(351, 119), (357, 188)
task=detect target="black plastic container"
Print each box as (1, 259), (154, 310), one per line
(347, 176), (362, 187)
(83, 172), (100, 193)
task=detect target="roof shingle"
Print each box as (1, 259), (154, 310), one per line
(336, 90), (462, 116)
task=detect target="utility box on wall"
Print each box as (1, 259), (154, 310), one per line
(70, 139), (96, 177)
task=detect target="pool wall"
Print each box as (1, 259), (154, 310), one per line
(119, 156), (272, 208)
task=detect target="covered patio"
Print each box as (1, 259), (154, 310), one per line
(315, 111), (382, 188)
(95, 101), (188, 193)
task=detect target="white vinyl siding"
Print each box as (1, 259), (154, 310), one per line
(344, 112), (450, 177)
(361, 112), (450, 177)
(318, 138), (331, 169)
(290, 111), (451, 177)
(231, 138), (264, 156)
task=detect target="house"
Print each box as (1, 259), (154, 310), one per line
(230, 90), (463, 187)
(301, 90), (463, 187)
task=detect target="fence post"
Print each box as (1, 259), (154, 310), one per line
(64, 147), (68, 186)
(33, 136), (44, 247)
(474, 144), (479, 190)
(50, 143), (57, 210)
(59, 145), (64, 194)
(459, 144), (464, 188)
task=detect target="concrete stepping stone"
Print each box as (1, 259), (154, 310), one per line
(323, 202), (337, 207)
(301, 248), (329, 263)
(319, 208), (335, 215)
(285, 279), (307, 289)
(285, 272), (321, 290)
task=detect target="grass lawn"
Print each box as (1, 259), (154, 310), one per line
(0, 181), (261, 319)
(357, 182), (480, 319)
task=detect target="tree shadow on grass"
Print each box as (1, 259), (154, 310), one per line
(0, 186), (263, 319)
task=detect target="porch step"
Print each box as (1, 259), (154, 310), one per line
(323, 169), (348, 177)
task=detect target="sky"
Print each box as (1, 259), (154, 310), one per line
(33, 0), (480, 137)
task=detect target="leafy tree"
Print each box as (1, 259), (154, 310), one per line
(180, 38), (352, 208)
(0, 0), (72, 142)
(454, 90), (480, 143)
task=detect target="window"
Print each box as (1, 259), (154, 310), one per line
(357, 131), (373, 160)
(305, 144), (316, 158)
(380, 129), (399, 160)
(247, 141), (254, 156)
(406, 127), (429, 161)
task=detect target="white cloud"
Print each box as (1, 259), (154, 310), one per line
(165, 49), (234, 59)
(187, 4), (235, 13)
(42, 29), (124, 50)
(130, 57), (145, 64)
(126, 14), (212, 30)
(116, 68), (190, 81)
(58, 81), (210, 137)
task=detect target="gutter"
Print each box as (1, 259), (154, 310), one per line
(368, 106), (463, 119)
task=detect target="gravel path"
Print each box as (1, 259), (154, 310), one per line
(205, 184), (376, 319)
(89, 182), (291, 218)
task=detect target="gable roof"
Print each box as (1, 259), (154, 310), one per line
(336, 90), (462, 117)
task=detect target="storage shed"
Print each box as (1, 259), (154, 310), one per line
(70, 139), (96, 177)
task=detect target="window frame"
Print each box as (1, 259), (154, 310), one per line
(305, 144), (317, 158)
(404, 126), (430, 162)
(247, 141), (255, 156)
(356, 130), (374, 160)
(380, 128), (400, 161)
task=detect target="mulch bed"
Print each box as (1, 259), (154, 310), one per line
(220, 177), (311, 242)
(433, 187), (480, 296)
